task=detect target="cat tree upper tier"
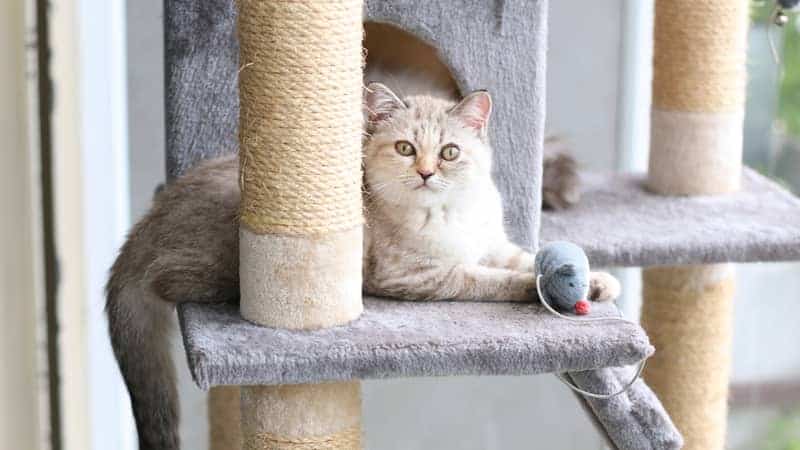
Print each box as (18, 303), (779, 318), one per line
(540, 168), (800, 268)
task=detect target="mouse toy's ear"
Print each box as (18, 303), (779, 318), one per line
(364, 82), (405, 127)
(449, 90), (492, 138)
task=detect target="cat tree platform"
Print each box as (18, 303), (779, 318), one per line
(179, 297), (682, 449)
(179, 299), (650, 389)
(541, 168), (800, 268)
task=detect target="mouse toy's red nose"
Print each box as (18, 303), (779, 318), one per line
(575, 300), (590, 315)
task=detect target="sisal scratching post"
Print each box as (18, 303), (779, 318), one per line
(641, 266), (734, 450)
(236, 1), (364, 448)
(643, 1), (747, 449)
(209, 386), (242, 450)
(648, 0), (748, 194)
(240, 382), (362, 450)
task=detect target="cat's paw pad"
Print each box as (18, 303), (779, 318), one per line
(588, 272), (620, 302)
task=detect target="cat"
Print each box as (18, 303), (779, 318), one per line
(106, 73), (617, 450)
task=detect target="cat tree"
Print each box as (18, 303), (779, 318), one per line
(164, 0), (800, 448)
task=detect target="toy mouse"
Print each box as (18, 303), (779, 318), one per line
(534, 241), (592, 315)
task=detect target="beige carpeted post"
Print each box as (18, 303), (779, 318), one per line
(235, 1), (364, 449)
(642, 1), (747, 449)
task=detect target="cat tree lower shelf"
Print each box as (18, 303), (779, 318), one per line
(541, 168), (800, 267)
(179, 298), (650, 389)
(178, 298), (682, 449)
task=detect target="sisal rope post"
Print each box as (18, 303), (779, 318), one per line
(209, 386), (242, 450)
(648, 0), (748, 194)
(236, 1), (365, 448)
(643, 1), (748, 449)
(641, 266), (734, 450)
(241, 382), (362, 450)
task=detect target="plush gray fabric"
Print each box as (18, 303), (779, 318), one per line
(164, 0), (545, 249)
(178, 298), (651, 389)
(568, 369), (683, 450)
(164, 0), (240, 179)
(541, 168), (800, 267)
(179, 298), (681, 449)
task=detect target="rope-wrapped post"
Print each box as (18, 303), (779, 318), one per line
(643, 1), (748, 449)
(641, 266), (734, 450)
(236, 1), (364, 448)
(209, 386), (242, 450)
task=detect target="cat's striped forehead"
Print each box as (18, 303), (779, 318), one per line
(397, 95), (457, 147)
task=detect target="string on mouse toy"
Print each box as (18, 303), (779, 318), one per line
(536, 274), (648, 399)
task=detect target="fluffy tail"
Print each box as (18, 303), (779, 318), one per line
(106, 277), (179, 450)
(104, 155), (241, 449)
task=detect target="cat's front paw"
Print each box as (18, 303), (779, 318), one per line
(517, 272), (539, 303)
(588, 271), (620, 302)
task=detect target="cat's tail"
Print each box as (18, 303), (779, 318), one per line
(106, 274), (179, 450)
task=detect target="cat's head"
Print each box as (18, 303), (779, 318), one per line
(363, 82), (493, 208)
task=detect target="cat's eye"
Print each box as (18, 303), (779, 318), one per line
(440, 144), (460, 161)
(395, 141), (416, 156)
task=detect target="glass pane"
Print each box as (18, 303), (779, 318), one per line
(728, 5), (800, 448)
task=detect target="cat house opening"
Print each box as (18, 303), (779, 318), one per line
(363, 22), (459, 98)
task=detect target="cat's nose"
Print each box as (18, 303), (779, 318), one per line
(417, 170), (434, 181)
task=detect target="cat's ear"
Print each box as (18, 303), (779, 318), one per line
(365, 82), (405, 126)
(450, 90), (492, 136)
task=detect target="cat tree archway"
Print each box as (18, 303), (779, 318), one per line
(164, 0), (800, 449)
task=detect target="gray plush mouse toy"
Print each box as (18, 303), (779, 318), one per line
(534, 241), (592, 315)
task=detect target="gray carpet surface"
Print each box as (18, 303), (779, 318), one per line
(541, 168), (800, 267)
(179, 298), (651, 390)
(569, 368), (683, 450)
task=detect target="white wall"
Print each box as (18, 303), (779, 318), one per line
(546, 1), (624, 171)
(48, 1), (136, 449)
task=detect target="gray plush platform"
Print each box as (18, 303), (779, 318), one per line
(569, 369), (683, 449)
(541, 168), (800, 268)
(179, 298), (651, 390)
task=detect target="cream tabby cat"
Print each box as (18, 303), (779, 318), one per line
(362, 78), (616, 302)
(107, 73), (619, 450)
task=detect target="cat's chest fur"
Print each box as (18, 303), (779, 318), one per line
(399, 204), (490, 263)
(364, 186), (505, 271)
